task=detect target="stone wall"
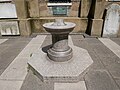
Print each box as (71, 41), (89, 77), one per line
(25, 0), (89, 34)
(31, 17), (88, 33)
(88, 0), (120, 37)
(0, 0), (120, 37)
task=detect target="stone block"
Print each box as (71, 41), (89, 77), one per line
(91, 19), (103, 36)
(54, 81), (86, 90)
(117, 24), (120, 37)
(81, 0), (92, 18)
(116, 80), (120, 88)
(28, 45), (93, 83)
(71, 2), (79, 11)
(65, 18), (88, 33)
(69, 11), (78, 17)
(39, 3), (50, 17)
(68, 2), (80, 17)
(28, 0), (40, 17)
(14, 0), (28, 19)
(85, 71), (120, 90)
(19, 20), (31, 36)
(94, 0), (106, 19)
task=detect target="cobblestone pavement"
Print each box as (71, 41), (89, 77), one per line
(0, 35), (120, 90)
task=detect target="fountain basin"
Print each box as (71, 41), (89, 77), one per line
(43, 22), (76, 34)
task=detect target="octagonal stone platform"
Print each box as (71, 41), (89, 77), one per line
(28, 45), (93, 83)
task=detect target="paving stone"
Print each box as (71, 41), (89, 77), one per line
(85, 38), (103, 45)
(0, 69), (5, 75)
(99, 38), (120, 58)
(93, 45), (115, 58)
(106, 62), (120, 79)
(0, 57), (29, 80)
(0, 80), (23, 90)
(0, 45), (9, 53)
(71, 37), (105, 71)
(111, 38), (120, 45)
(85, 71), (120, 90)
(54, 81), (86, 90)
(20, 70), (54, 90)
(116, 80), (120, 88)
(70, 35), (84, 40)
(0, 38), (31, 75)
(88, 54), (105, 71)
(0, 50), (21, 70)
(1, 38), (18, 45)
(0, 39), (8, 45)
(18, 45), (41, 58)
(98, 38), (120, 78)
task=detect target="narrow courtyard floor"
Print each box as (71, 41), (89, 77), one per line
(0, 35), (120, 90)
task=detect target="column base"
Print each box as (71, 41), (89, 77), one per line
(47, 46), (73, 62)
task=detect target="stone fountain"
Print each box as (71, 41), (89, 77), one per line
(43, 19), (75, 62)
(28, 19), (93, 83)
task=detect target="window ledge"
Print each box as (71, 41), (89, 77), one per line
(47, 3), (72, 7)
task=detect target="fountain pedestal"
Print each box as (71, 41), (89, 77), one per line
(43, 19), (75, 62)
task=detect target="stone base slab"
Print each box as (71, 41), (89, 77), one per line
(28, 45), (93, 83)
(91, 19), (103, 37)
(54, 81), (86, 90)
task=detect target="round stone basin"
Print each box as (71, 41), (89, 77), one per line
(43, 19), (76, 62)
(43, 22), (76, 34)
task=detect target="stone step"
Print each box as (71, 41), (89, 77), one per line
(0, 39), (7, 44)
(54, 81), (86, 90)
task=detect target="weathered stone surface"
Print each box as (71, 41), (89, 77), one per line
(71, 37), (105, 71)
(54, 81), (87, 90)
(19, 20), (31, 36)
(91, 19), (103, 36)
(85, 71), (120, 90)
(111, 38), (120, 46)
(0, 38), (30, 76)
(71, 2), (79, 11)
(0, 80), (23, 90)
(28, 45), (93, 82)
(21, 70), (54, 90)
(31, 18), (88, 33)
(116, 80), (120, 88)
(94, 0), (106, 19)
(28, 0), (40, 17)
(14, 0), (27, 19)
(39, 3), (49, 17)
(106, 62), (120, 79)
(81, 0), (92, 18)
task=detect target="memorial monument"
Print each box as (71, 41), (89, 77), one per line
(28, 19), (93, 83)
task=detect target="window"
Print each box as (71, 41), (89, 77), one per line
(47, 0), (72, 16)
(49, 0), (71, 3)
